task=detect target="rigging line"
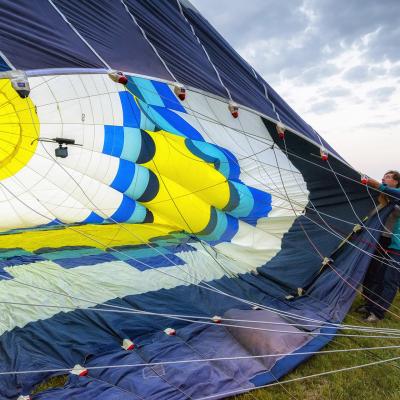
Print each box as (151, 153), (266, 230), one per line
(2, 346), (400, 376)
(1, 167), (327, 331)
(129, 130), (392, 236)
(0, 130), (293, 219)
(204, 138), (400, 315)
(276, 137), (400, 324)
(82, 78), (400, 362)
(7, 70), (381, 203)
(6, 74), (382, 212)
(366, 184), (394, 236)
(0, 179), (243, 318)
(133, 347), (193, 400)
(176, 331), (262, 400)
(271, 142), (324, 259)
(125, 75), (287, 198)
(171, 95), (400, 276)
(3, 161), (400, 382)
(0, 170), (337, 330)
(0, 83), (396, 340)
(195, 355), (400, 400)
(300, 215), (400, 320)
(326, 156), (400, 270)
(235, 95), (292, 200)
(277, 140), (400, 270)
(201, 95), (286, 198)
(177, 85), (392, 252)
(224, 142), (400, 267)
(120, 0), (177, 82)
(299, 287), (400, 374)
(2, 299), (400, 336)
(3, 90), (394, 324)
(176, 0), (231, 101)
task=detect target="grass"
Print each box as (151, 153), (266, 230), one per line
(33, 295), (400, 399)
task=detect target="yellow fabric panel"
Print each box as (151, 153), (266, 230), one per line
(139, 130), (231, 233)
(0, 223), (175, 252)
(146, 173), (213, 233)
(145, 130), (230, 209)
(0, 79), (39, 180)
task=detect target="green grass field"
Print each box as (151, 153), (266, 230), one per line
(33, 295), (400, 399)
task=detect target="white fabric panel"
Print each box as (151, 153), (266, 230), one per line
(54, 145), (118, 184)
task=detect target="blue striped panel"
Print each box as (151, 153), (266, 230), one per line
(199, 209), (228, 242)
(0, 248), (32, 258)
(110, 196), (137, 223)
(140, 117), (156, 131)
(119, 91), (141, 128)
(38, 248), (104, 261)
(0, 254), (45, 268)
(124, 166), (149, 199)
(54, 253), (119, 268)
(152, 80), (186, 113)
(82, 211), (104, 224)
(120, 127), (142, 162)
(186, 140), (230, 178)
(111, 246), (171, 261)
(138, 100), (182, 136)
(110, 159), (136, 193)
(243, 187), (272, 226)
(218, 146), (240, 180)
(228, 181), (254, 218)
(218, 213), (239, 244)
(132, 77), (164, 107)
(151, 105), (203, 140)
(103, 126), (124, 157)
(126, 79), (144, 101)
(124, 254), (185, 271)
(126, 202), (147, 223)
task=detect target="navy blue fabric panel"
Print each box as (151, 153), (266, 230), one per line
(123, 0), (228, 99)
(0, 0), (105, 70)
(52, 0), (171, 80)
(256, 118), (377, 290)
(124, 254), (185, 270)
(0, 254), (45, 268)
(54, 253), (118, 268)
(33, 376), (136, 400)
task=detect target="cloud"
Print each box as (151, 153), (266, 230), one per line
(307, 99), (337, 114)
(190, 0), (400, 83)
(321, 87), (351, 97)
(342, 65), (370, 82)
(360, 119), (400, 129)
(367, 86), (396, 101)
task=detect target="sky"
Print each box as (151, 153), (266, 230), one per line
(190, 0), (400, 179)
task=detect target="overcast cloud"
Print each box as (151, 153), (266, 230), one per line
(190, 0), (400, 177)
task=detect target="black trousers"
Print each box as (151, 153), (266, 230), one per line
(363, 236), (400, 319)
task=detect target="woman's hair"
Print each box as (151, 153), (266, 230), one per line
(385, 170), (400, 187)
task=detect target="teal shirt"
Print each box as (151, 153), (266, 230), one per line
(379, 184), (400, 250)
